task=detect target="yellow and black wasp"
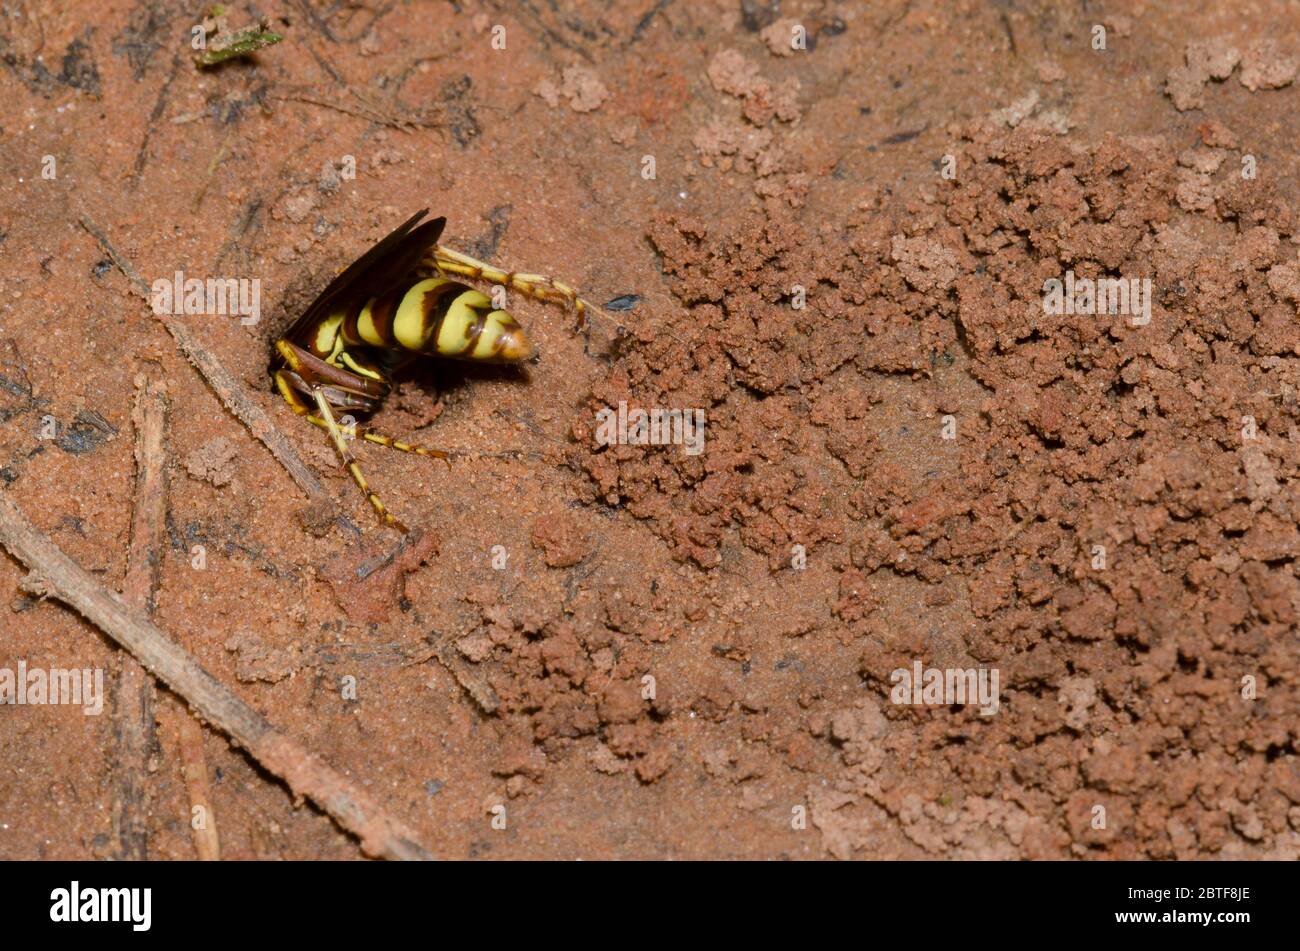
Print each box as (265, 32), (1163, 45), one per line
(273, 209), (592, 532)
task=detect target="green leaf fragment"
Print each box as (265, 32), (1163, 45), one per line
(196, 28), (283, 67)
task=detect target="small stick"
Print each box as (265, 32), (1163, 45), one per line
(174, 714), (220, 860)
(123, 368), (222, 859)
(109, 652), (152, 859)
(123, 371), (169, 623)
(0, 494), (433, 860)
(110, 370), (170, 859)
(77, 215), (335, 515)
(267, 91), (429, 131)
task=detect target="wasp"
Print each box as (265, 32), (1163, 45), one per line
(273, 209), (593, 532)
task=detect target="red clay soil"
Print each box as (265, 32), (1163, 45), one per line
(1, 1), (1298, 859)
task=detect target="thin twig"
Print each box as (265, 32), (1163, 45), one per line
(123, 370), (169, 616)
(0, 493), (434, 860)
(109, 660), (152, 860)
(161, 319), (331, 504)
(267, 91), (431, 131)
(174, 713), (220, 859)
(77, 215), (336, 517)
(110, 369), (170, 859)
(123, 368), (222, 859)
(192, 130), (232, 211)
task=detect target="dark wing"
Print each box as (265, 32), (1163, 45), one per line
(285, 209), (447, 344)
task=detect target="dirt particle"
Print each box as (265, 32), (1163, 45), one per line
(634, 744), (674, 783)
(989, 90), (1041, 128)
(759, 19), (801, 58)
(890, 235), (958, 292)
(530, 512), (591, 567)
(1166, 38), (1241, 110)
(1239, 39), (1298, 91)
(184, 436), (239, 487)
(225, 630), (304, 683)
(589, 743), (627, 774)
(1057, 677), (1096, 730)
(1037, 60), (1066, 83)
(533, 77), (561, 108)
(561, 65), (610, 113)
(708, 49), (763, 98)
(277, 190), (318, 224)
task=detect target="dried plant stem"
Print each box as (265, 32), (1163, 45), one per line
(173, 712), (221, 860)
(110, 370), (170, 859)
(158, 317), (331, 504)
(122, 368), (223, 859)
(109, 650), (152, 860)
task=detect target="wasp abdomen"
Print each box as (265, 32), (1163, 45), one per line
(337, 278), (533, 363)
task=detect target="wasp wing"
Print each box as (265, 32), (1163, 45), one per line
(285, 208), (448, 344)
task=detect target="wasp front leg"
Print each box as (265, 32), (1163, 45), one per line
(311, 389), (411, 534)
(275, 339), (412, 532)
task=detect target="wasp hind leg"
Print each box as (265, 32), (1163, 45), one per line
(431, 245), (592, 334)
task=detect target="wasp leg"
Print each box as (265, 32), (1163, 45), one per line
(278, 360), (452, 465)
(430, 245), (592, 333)
(274, 369), (314, 416)
(312, 389), (410, 533)
(275, 352), (410, 532)
(276, 339), (389, 401)
(302, 415), (452, 465)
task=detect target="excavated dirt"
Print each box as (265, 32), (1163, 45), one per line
(1, 1), (1298, 859)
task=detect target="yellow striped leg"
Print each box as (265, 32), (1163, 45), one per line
(432, 245), (590, 331)
(313, 389), (410, 533)
(302, 414), (452, 465)
(274, 368), (447, 462)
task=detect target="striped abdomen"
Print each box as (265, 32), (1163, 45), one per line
(311, 277), (534, 363)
